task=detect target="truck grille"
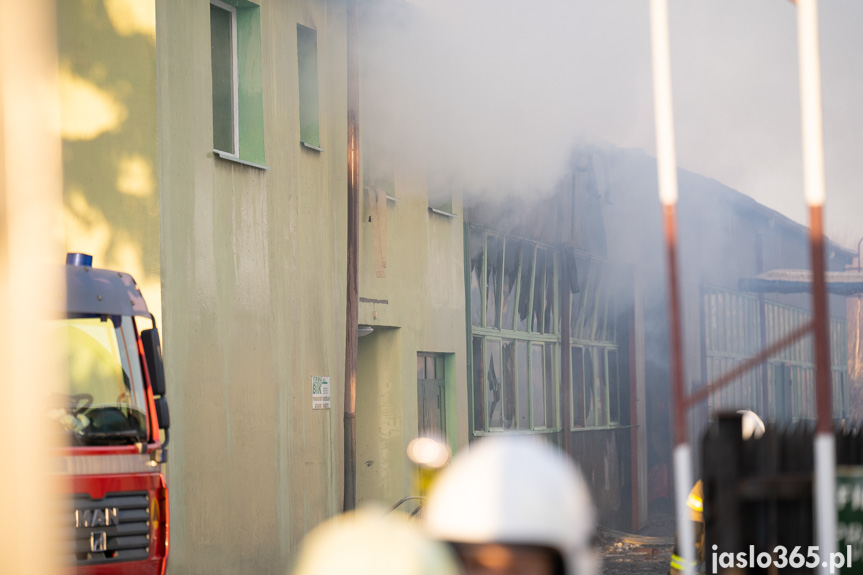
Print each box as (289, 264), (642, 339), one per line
(69, 491), (150, 566)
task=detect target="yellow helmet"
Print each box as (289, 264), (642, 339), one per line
(423, 436), (599, 575)
(292, 506), (460, 575)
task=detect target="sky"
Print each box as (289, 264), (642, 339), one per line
(365, 0), (863, 252)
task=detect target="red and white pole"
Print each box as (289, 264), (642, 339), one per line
(795, 1), (835, 572)
(650, 1), (695, 574)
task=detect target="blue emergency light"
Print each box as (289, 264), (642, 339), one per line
(66, 253), (93, 267)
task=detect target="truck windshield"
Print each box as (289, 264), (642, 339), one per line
(49, 314), (149, 445)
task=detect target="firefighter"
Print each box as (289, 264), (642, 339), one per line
(292, 506), (460, 575)
(669, 479), (706, 575)
(423, 435), (600, 575)
(669, 410), (766, 575)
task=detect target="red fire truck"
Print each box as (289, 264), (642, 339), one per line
(55, 253), (170, 574)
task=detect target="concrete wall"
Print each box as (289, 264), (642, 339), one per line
(356, 169), (469, 508)
(157, 0), (347, 571)
(156, 0), (467, 571)
(57, 0), (160, 323)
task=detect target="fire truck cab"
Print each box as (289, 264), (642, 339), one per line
(55, 253), (169, 574)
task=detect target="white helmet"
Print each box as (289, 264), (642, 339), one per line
(737, 410), (765, 440)
(423, 436), (599, 575)
(292, 506), (460, 575)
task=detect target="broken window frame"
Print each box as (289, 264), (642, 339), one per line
(568, 253), (623, 431)
(570, 343), (620, 429)
(467, 227), (559, 435)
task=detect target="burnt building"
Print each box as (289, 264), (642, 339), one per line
(462, 145), (854, 530)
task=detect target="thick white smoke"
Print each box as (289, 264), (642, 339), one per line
(361, 0), (863, 249)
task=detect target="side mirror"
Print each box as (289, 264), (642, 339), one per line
(141, 328), (166, 397)
(154, 397), (170, 431)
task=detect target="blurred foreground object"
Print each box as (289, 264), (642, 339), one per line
(700, 412), (861, 575)
(738, 409), (766, 441)
(407, 435), (452, 499)
(0, 1), (65, 573)
(292, 506), (460, 575)
(670, 411), (765, 575)
(424, 436), (599, 575)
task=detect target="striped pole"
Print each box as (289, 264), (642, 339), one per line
(795, 1), (836, 573)
(649, 1), (695, 574)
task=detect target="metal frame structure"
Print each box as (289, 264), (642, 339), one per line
(650, 1), (835, 574)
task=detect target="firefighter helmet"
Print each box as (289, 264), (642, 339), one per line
(737, 409), (765, 440)
(292, 506), (460, 575)
(423, 435), (599, 575)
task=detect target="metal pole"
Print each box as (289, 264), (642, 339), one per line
(795, 0), (835, 570)
(665, 207), (696, 575)
(649, 0), (695, 573)
(344, 0), (359, 512)
(811, 204), (836, 575)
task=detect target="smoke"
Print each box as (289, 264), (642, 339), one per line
(666, 0), (863, 251)
(361, 0), (653, 198)
(361, 0), (863, 249)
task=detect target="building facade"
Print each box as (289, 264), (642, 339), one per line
(461, 146), (854, 530)
(54, 0), (859, 567)
(157, 0), (467, 571)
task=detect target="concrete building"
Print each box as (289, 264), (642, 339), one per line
(52, 0), (860, 568)
(461, 145), (854, 530)
(156, 0), (467, 572)
(53, 0), (467, 571)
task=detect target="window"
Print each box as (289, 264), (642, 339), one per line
(51, 315), (150, 444)
(702, 287), (848, 424)
(486, 236), (502, 329)
(363, 150), (396, 204)
(297, 24), (321, 150)
(570, 255), (623, 429)
(428, 179), (456, 217)
(468, 229), (557, 433)
(417, 353), (447, 439)
(210, 0), (265, 166)
(210, 1), (237, 155)
(572, 346), (617, 427)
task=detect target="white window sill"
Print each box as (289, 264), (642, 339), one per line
(301, 141), (324, 152)
(214, 150), (269, 170)
(429, 207), (457, 218)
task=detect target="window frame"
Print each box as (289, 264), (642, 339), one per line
(570, 343), (620, 430)
(568, 253), (624, 431)
(417, 352), (447, 439)
(485, 337), (503, 430)
(467, 227), (559, 435)
(702, 286), (848, 425)
(428, 176), (456, 217)
(296, 23), (322, 151)
(211, 0), (240, 158)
